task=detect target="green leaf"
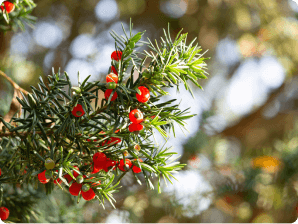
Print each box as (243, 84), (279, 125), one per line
(0, 75), (14, 116)
(165, 71), (177, 84)
(141, 163), (157, 173)
(102, 191), (116, 209)
(130, 31), (144, 44)
(155, 126), (168, 140)
(104, 174), (115, 190)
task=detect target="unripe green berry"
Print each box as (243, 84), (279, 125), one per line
(82, 184), (90, 192)
(71, 87), (81, 94)
(76, 175), (84, 184)
(106, 82), (117, 89)
(45, 158), (55, 170)
(45, 170), (52, 179)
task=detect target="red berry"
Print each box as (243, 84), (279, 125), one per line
(132, 159), (143, 173)
(111, 51), (122, 61)
(136, 86), (150, 103)
(93, 152), (107, 168)
(110, 137), (121, 144)
(64, 174), (73, 183)
(103, 158), (118, 172)
(104, 89), (118, 101)
(104, 137), (121, 146)
(38, 170), (50, 184)
(1, 1), (15, 13)
(0, 207), (9, 221)
(54, 178), (62, 184)
(111, 66), (118, 75)
(93, 152), (107, 164)
(81, 188), (96, 201)
(69, 182), (82, 196)
(106, 73), (118, 83)
(118, 159), (132, 172)
(71, 104), (85, 117)
(91, 164), (101, 174)
(0, 168), (1, 176)
(128, 123), (143, 132)
(129, 109), (144, 124)
(73, 166), (80, 178)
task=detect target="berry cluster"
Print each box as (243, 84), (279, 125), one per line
(45, 50), (154, 201)
(36, 151), (143, 202)
(92, 152), (143, 174)
(104, 51), (122, 102)
(0, 1), (15, 13)
(128, 85), (151, 133)
(71, 51), (151, 134)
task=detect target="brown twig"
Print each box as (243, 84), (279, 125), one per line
(0, 70), (29, 95)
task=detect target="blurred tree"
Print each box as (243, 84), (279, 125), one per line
(1, 0), (298, 222)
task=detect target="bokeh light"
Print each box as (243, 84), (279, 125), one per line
(10, 31), (32, 55)
(65, 59), (96, 85)
(69, 34), (96, 59)
(162, 170), (213, 217)
(160, 0), (188, 19)
(93, 44), (115, 75)
(33, 22), (63, 49)
(105, 210), (130, 223)
(259, 56), (285, 89)
(43, 51), (55, 69)
(216, 37), (241, 65)
(225, 59), (268, 116)
(95, 0), (119, 22)
(289, 0), (298, 12)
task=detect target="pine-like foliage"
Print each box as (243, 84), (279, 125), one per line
(0, 18), (209, 221)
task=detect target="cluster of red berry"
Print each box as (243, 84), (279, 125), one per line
(35, 50), (155, 201)
(37, 161), (100, 201)
(36, 151), (143, 201)
(71, 51), (151, 133)
(92, 152), (143, 174)
(0, 1), (15, 13)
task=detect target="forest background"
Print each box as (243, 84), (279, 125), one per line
(1, 0), (298, 222)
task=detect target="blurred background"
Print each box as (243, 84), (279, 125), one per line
(1, 0), (298, 222)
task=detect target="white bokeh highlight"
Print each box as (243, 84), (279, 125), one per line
(65, 59), (96, 85)
(43, 51), (55, 69)
(259, 56), (285, 89)
(148, 83), (204, 156)
(289, 0), (298, 12)
(10, 31), (32, 55)
(225, 58), (268, 115)
(33, 22), (63, 48)
(69, 34), (96, 59)
(162, 170), (213, 217)
(160, 0), (187, 19)
(95, 0), (119, 22)
(216, 37), (241, 65)
(94, 44), (115, 76)
(105, 210), (130, 223)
